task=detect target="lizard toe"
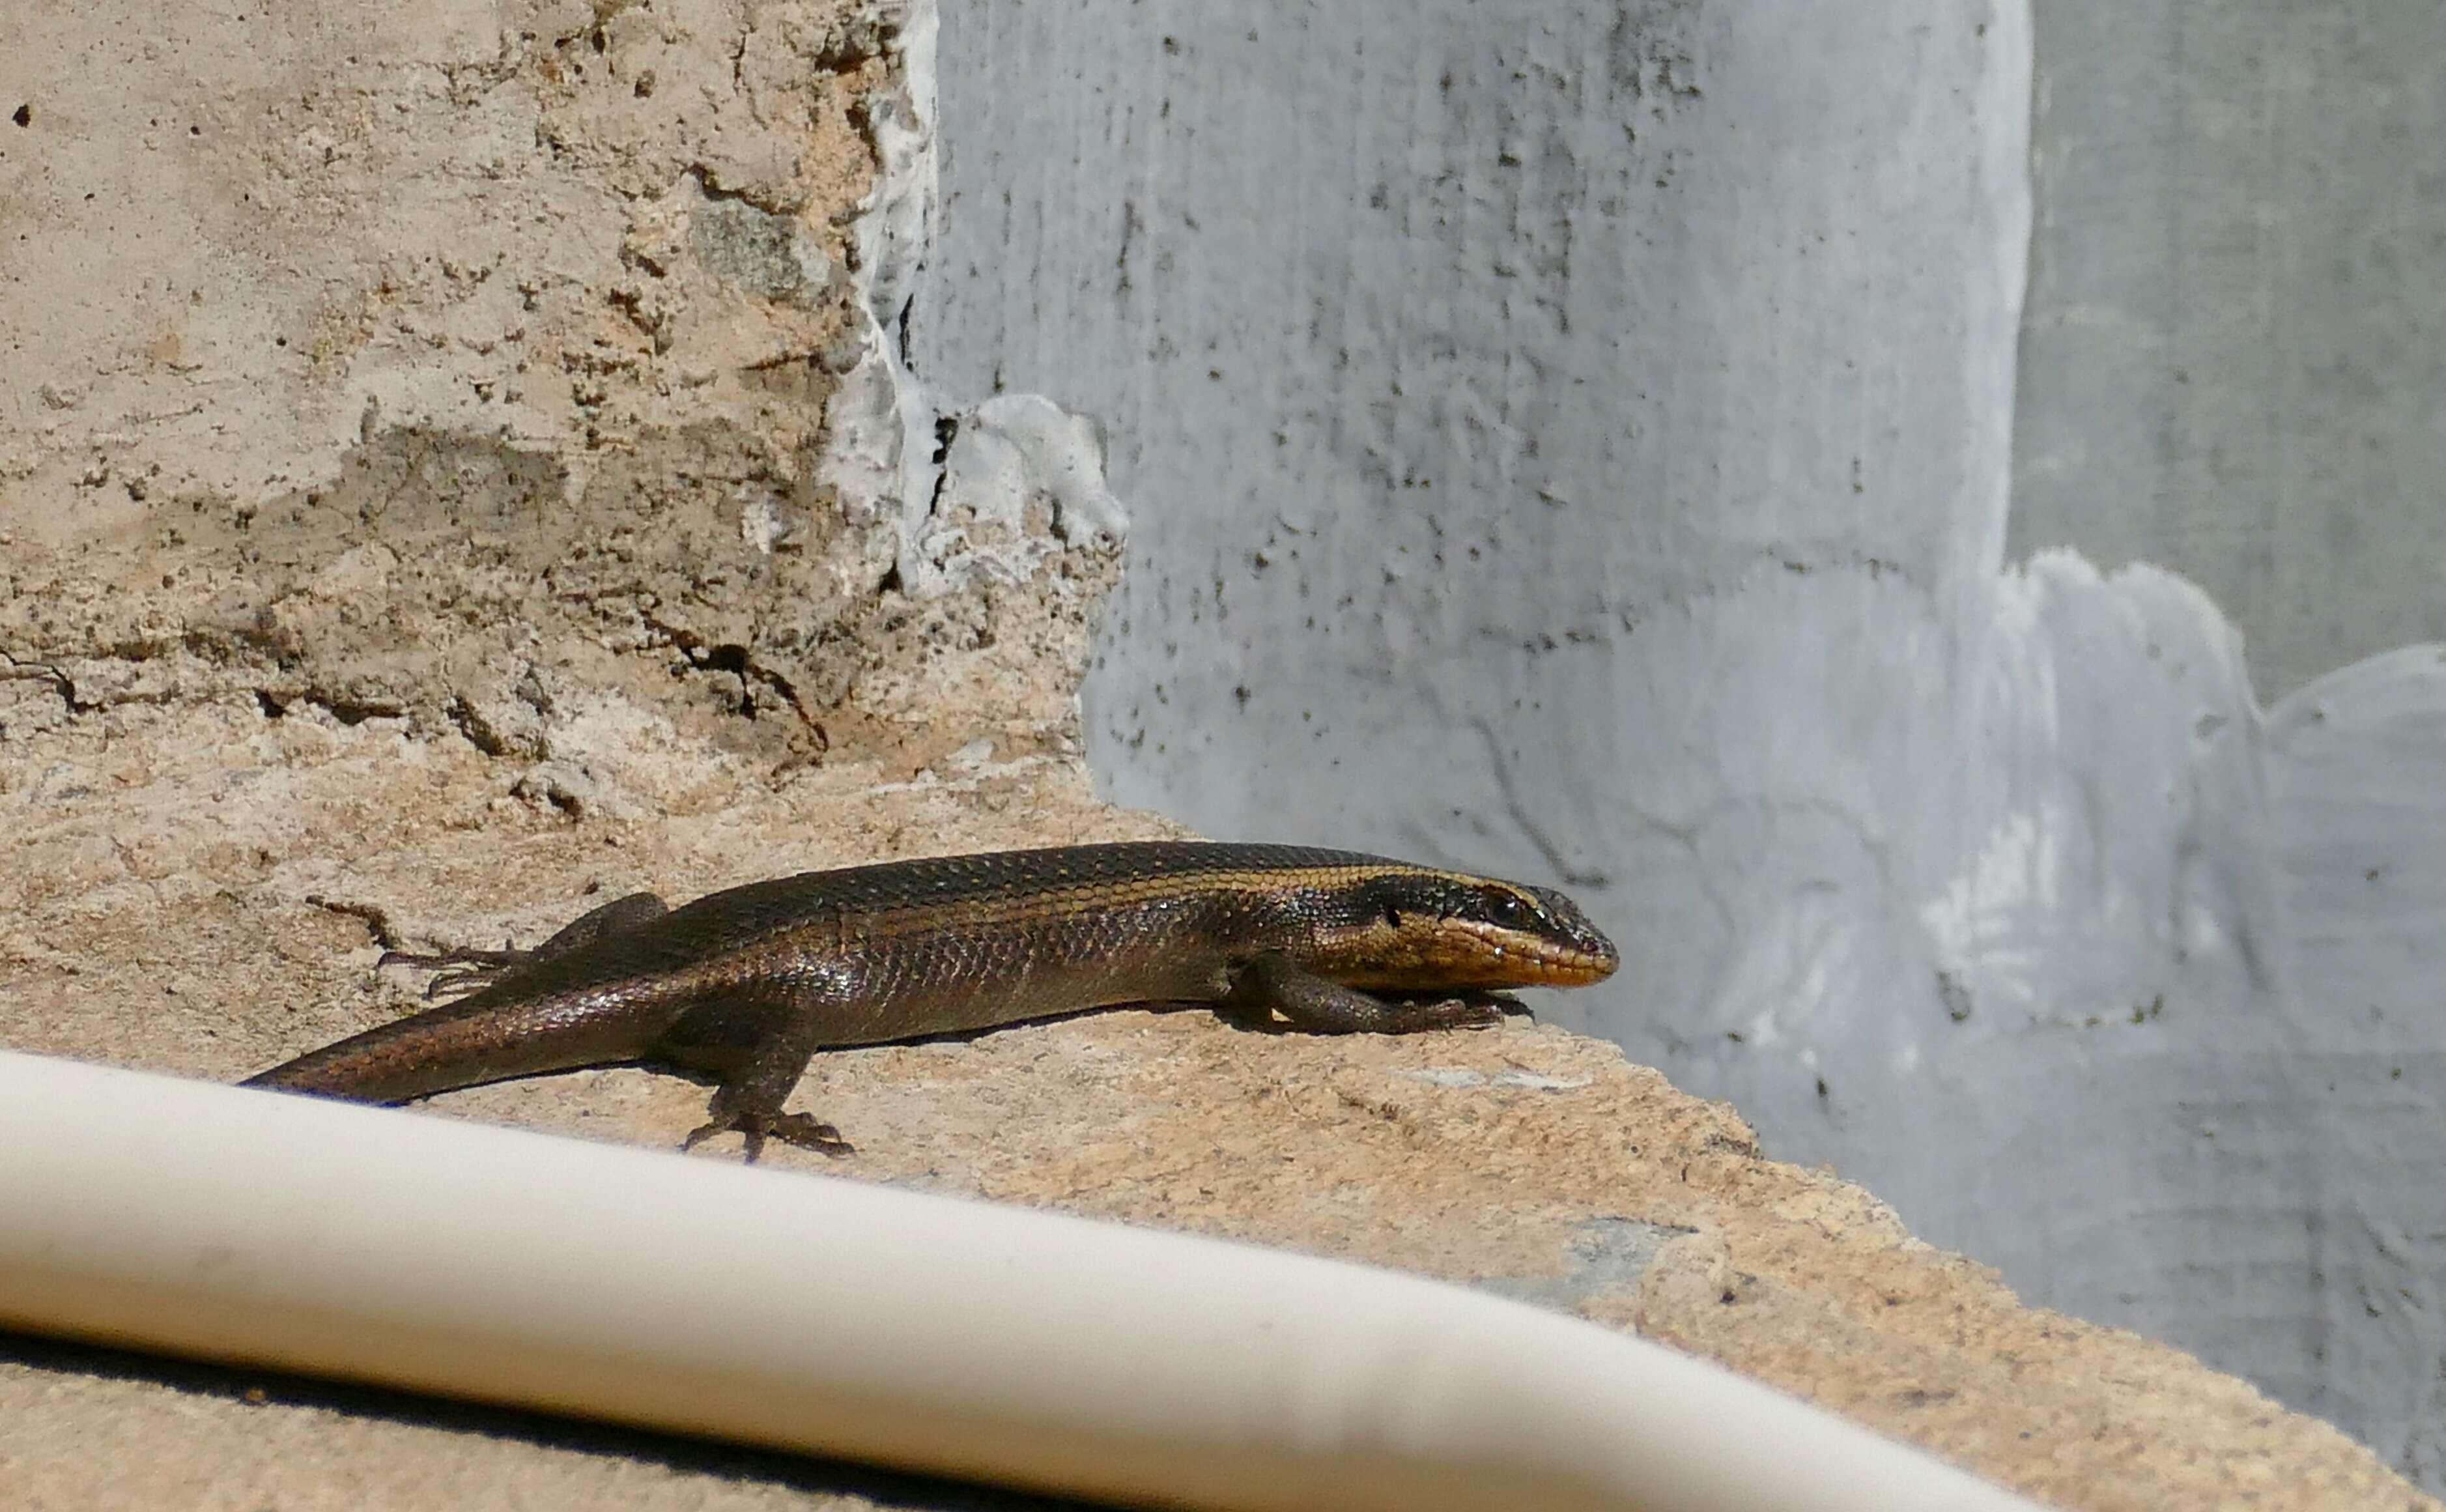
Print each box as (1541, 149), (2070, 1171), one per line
(683, 1109), (855, 1162)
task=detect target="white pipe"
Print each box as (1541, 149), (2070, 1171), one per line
(0, 1049), (2045, 1512)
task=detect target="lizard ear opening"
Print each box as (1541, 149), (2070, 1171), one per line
(1381, 903), (1404, 929)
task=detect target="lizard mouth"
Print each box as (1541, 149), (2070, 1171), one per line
(1423, 919), (1620, 989)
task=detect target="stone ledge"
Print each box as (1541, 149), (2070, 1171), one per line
(0, 700), (2425, 1512)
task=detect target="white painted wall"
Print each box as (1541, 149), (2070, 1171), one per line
(905, 0), (2446, 1483)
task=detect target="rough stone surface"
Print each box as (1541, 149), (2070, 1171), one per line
(0, 0), (1107, 775)
(0, 700), (2430, 1512)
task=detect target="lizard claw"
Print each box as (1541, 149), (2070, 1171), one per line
(683, 1110), (856, 1163)
(380, 947), (524, 1000)
(1374, 991), (1522, 1031)
(1422, 997), (1510, 1030)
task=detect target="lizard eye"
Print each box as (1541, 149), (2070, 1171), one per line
(1483, 891), (1535, 928)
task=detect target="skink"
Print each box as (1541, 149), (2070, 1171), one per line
(244, 841), (1619, 1157)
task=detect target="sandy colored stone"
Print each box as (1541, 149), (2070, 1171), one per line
(0, 692), (2429, 1512)
(1, 0), (1101, 778)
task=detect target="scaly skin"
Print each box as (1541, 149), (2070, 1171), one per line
(244, 842), (1619, 1158)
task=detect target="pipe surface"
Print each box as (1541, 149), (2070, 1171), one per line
(0, 1049), (2048, 1512)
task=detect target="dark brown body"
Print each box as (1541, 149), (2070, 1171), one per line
(245, 842), (1619, 1156)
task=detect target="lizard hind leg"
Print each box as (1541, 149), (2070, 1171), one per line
(657, 993), (855, 1162)
(382, 892), (673, 1000)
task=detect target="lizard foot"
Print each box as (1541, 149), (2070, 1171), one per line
(379, 947), (526, 1000)
(683, 1109), (856, 1163)
(1377, 991), (1526, 1031)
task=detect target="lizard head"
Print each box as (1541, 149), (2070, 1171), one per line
(1305, 868), (1619, 993)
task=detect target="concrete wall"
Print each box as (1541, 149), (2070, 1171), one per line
(911, 0), (2446, 1484)
(2012, 0), (2446, 701)
(2011, 1), (2446, 1470)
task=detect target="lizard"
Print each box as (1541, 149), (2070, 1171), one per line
(242, 841), (1620, 1159)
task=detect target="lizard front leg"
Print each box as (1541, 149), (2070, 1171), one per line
(1221, 952), (1518, 1033)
